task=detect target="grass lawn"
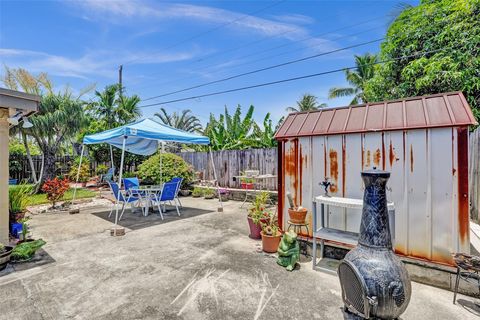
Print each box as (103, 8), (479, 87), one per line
(26, 188), (97, 206)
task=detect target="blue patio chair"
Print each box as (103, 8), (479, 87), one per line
(108, 181), (144, 221)
(102, 167), (115, 183)
(169, 177), (183, 208)
(150, 181), (181, 219)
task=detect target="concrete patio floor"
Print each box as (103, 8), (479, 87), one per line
(0, 197), (478, 320)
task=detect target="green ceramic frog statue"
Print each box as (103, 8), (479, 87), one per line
(277, 231), (299, 271)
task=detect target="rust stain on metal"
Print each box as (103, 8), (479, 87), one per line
(381, 133), (386, 170)
(366, 150), (371, 168)
(329, 149), (338, 193)
(373, 148), (381, 167)
(410, 145), (414, 172)
(284, 138), (299, 207)
(389, 140), (399, 167)
(342, 136), (346, 197)
(457, 127), (469, 243)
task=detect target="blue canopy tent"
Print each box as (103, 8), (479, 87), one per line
(72, 118), (219, 233)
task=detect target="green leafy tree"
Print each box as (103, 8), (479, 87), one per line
(2, 67), (53, 183)
(83, 85), (143, 168)
(364, 0), (480, 120)
(154, 108), (202, 133)
(205, 105), (257, 150)
(30, 90), (88, 186)
(252, 113), (278, 148)
(329, 53), (377, 105)
(286, 94), (327, 112)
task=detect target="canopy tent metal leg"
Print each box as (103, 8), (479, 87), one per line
(159, 141), (165, 183)
(114, 136), (127, 231)
(71, 144), (85, 203)
(209, 146), (223, 211)
(109, 144), (114, 170)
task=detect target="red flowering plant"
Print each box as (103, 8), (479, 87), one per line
(247, 191), (271, 225)
(41, 177), (70, 207)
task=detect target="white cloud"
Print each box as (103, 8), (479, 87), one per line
(0, 48), (198, 80)
(271, 14), (315, 25)
(76, 1), (313, 41)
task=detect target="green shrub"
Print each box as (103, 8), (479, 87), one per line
(203, 188), (216, 199)
(137, 153), (194, 189)
(9, 184), (33, 216)
(69, 157), (91, 183)
(122, 171), (137, 178)
(192, 186), (204, 197)
(95, 164), (109, 175)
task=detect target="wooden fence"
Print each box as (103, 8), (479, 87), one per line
(470, 127), (480, 223)
(176, 148), (278, 190)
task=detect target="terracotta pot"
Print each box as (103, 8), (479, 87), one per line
(241, 182), (254, 190)
(247, 216), (268, 239)
(261, 232), (282, 253)
(288, 207), (308, 224)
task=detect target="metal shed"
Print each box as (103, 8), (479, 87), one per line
(275, 92), (478, 266)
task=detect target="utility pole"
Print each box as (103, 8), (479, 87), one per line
(118, 65), (123, 99)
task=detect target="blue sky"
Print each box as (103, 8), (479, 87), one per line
(0, 0), (418, 125)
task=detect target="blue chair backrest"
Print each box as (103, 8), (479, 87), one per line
(160, 182), (179, 201)
(170, 177), (183, 192)
(103, 168), (115, 182)
(109, 182), (126, 202)
(123, 177), (139, 191)
(9, 179), (18, 185)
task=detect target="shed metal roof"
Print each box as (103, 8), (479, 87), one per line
(275, 92), (478, 139)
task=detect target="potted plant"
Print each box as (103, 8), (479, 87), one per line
(203, 188), (216, 199)
(286, 192), (308, 224)
(247, 191), (270, 239)
(9, 184), (33, 238)
(192, 186), (204, 198)
(0, 243), (14, 271)
(17, 217), (32, 243)
(240, 176), (255, 190)
(260, 212), (282, 253)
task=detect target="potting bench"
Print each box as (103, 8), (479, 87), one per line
(311, 195), (395, 272)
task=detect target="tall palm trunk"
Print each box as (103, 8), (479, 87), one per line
(22, 131), (37, 184)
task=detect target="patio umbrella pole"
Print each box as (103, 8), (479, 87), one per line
(113, 136), (127, 236)
(71, 144), (85, 204)
(209, 146), (223, 212)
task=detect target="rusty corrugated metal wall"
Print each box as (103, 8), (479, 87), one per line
(280, 127), (470, 266)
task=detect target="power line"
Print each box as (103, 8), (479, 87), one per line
(122, 0), (287, 66)
(139, 46), (455, 108)
(133, 24), (385, 93)
(141, 38), (383, 101)
(129, 16), (387, 91)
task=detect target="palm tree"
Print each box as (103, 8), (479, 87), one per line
(118, 95), (141, 124)
(286, 94), (327, 113)
(30, 90), (88, 187)
(154, 108), (202, 133)
(329, 53), (377, 105)
(89, 84), (118, 129)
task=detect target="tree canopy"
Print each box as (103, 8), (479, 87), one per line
(364, 0), (480, 120)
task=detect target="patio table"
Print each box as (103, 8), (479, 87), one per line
(130, 185), (163, 216)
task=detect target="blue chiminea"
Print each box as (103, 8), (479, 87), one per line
(338, 168), (411, 319)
